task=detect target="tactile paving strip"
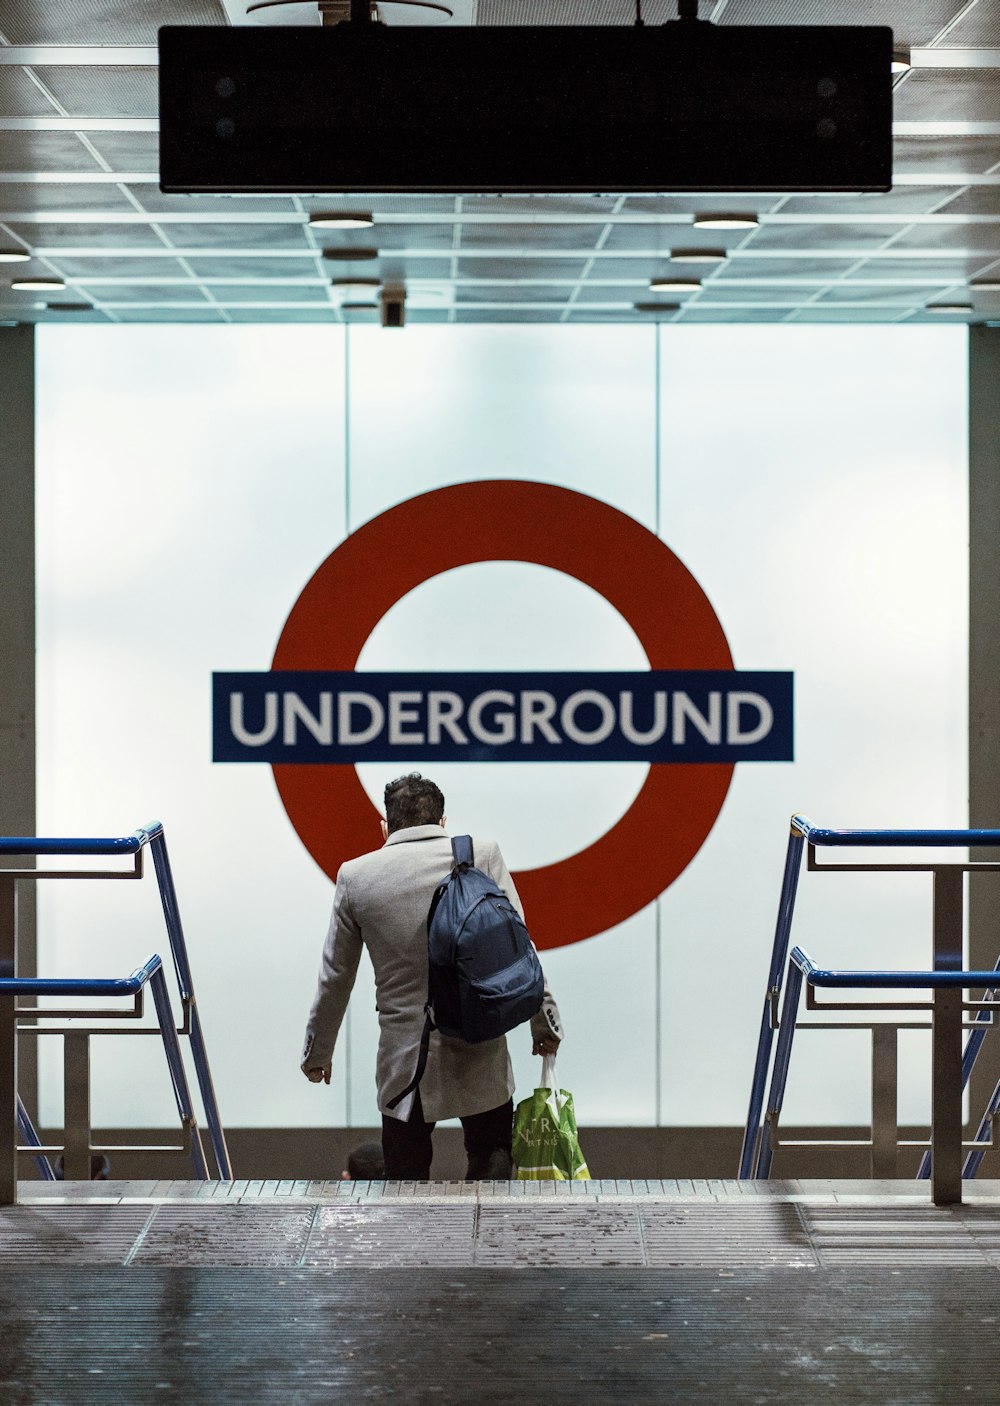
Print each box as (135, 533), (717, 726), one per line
(132, 1205), (316, 1267)
(0, 1205), (152, 1264)
(803, 1205), (994, 1266)
(304, 1203), (477, 1267)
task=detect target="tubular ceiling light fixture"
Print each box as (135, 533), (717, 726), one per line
(693, 213), (758, 230)
(669, 248), (727, 263)
(0, 250), (29, 263)
(633, 302), (680, 314)
(46, 302), (92, 312)
(891, 46), (911, 72)
(341, 301), (379, 311)
(649, 277), (701, 292)
(971, 281), (1000, 292)
(11, 277), (65, 291)
(309, 212), (374, 228)
(322, 247), (379, 261)
(926, 303), (972, 313)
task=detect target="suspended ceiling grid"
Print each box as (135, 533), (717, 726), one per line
(1, 0), (1000, 325)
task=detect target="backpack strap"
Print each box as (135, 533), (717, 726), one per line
(451, 834), (474, 869)
(385, 1006), (435, 1111)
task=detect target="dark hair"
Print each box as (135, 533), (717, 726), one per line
(346, 1140), (385, 1179)
(384, 773), (445, 833)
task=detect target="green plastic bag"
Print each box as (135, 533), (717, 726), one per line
(513, 1056), (591, 1181)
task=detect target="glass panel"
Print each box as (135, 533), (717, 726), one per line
(659, 325), (968, 1127)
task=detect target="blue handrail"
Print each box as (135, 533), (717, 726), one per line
(0, 821), (232, 1180)
(0, 825), (163, 857)
(0, 954), (163, 998)
(790, 948), (1000, 989)
(741, 815), (1000, 1183)
(797, 823), (1000, 848)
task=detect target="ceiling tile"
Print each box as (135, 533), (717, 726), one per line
(211, 285), (329, 303)
(886, 223), (1000, 252)
(456, 284), (573, 303)
(894, 71), (1000, 123)
(108, 306), (227, 322)
(848, 254), (997, 281)
(0, 68), (60, 118)
(92, 284), (211, 304)
(721, 256), (858, 279)
(601, 223), (759, 254)
(0, 0), (225, 44)
(154, 223), (313, 251)
(7, 221), (167, 248)
(458, 223), (601, 252)
(817, 283), (946, 305)
(456, 256), (589, 280)
(934, 188), (1000, 218)
(0, 132), (101, 173)
(185, 256), (320, 280)
(742, 223), (903, 252)
(33, 67), (159, 120)
(53, 255), (188, 279)
(83, 132), (160, 171)
(716, 0), (966, 47)
(779, 188), (957, 216)
(893, 136), (1000, 175)
(0, 182), (137, 213)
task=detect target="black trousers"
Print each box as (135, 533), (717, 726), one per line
(381, 1091), (514, 1181)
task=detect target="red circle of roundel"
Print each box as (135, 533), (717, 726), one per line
(272, 481), (734, 950)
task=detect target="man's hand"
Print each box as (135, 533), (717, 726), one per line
(304, 1064), (332, 1084)
(532, 1035), (560, 1056)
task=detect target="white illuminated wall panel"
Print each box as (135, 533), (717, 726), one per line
(35, 323), (967, 1139)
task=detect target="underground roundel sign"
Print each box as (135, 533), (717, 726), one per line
(213, 482), (793, 950)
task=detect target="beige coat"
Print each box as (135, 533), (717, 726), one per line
(301, 825), (560, 1122)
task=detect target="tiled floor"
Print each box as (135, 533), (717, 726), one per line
(3, 1180), (1000, 1402)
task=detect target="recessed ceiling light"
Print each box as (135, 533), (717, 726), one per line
(971, 281), (1000, 292)
(340, 302), (379, 314)
(649, 277), (701, 292)
(926, 303), (973, 314)
(46, 302), (92, 312)
(693, 213), (758, 231)
(11, 277), (65, 291)
(633, 302), (680, 315)
(0, 250), (29, 263)
(322, 247), (379, 262)
(310, 212), (374, 229)
(891, 47), (911, 73)
(669, 248), (727, 264)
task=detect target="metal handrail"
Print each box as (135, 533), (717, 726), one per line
(0, 824), (163, 856)
(0, 954), (163, 997)
(739, 814), (1000, 1195)
(0, 822), (232, 1186)
(791, 818), (1000, 847)
(790, 947), (1000, 989)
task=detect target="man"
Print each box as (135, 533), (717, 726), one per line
(301, 772), (562, 1180)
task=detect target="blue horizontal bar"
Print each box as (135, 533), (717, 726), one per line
(792, 947), (1000, 989)
(0, 954), (162, 997)
(0, 822), (163, 857)
(790, 815), (1000, 848)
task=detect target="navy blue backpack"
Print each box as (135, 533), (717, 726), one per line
(386, 835), (544, 1110)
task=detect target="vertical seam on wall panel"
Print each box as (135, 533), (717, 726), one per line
(344, 327), (352, 536)
(654, 323), (663, 1127)
(344, 325), (352, 1126)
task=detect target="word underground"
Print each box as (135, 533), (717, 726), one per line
(213, 671), (794, 763)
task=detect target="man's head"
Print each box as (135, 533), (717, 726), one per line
(383, 772), (446, 835)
